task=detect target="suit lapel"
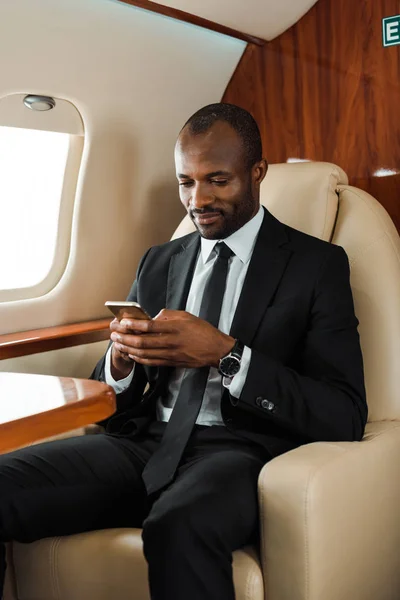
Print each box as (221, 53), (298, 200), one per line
(166, 235), (201, 310)
(151, 234), (200, 388)
(230, 209), (292, 345)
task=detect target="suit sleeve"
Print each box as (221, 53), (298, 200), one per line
(90, 248), (151, 421)
(235, 246), (368, 442)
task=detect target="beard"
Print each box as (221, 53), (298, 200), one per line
(190, 186), (257, 240)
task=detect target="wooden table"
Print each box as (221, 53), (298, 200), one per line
(0, 372), (116, 453)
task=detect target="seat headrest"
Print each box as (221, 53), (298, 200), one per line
(260, 162), (348, 241)
(171, 161), (348, 241)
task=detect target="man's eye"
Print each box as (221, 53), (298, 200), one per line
(179, 181), (193, 187)
(211, 180), (228, 186)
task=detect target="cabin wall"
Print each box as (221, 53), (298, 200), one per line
(0, 0), (245, 376)
(223, 0), (400, 233)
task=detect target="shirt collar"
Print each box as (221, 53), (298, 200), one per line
(200, 205), (264, 265)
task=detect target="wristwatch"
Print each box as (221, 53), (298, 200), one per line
(218, 339), (244, 378)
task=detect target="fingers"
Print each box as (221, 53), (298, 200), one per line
(120, 310), (193, 333)
(128, 353), (192, 367)
(109, 318), (139, 334)
(118, 318), (155, 333)
(128, 356), (176, 366)
(111, 343), (134, 370)
(110, 318), (157, 336)
(110, 318), (121, 332)
(114, 342), (176, 360)
(110, 331), (174, 349)
(125, 319), (178, 334)
(111, 310), (195, 335)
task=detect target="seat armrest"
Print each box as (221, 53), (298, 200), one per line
(258, 422), (400, 600)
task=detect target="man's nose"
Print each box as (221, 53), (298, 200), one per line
(190, 184), (213, 210)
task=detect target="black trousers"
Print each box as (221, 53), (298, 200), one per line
(0, 421), (268, 600)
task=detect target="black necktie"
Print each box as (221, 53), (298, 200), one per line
(142, 242), (234, 495)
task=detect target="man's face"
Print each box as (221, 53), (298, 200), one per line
(175, 121), (267, 239)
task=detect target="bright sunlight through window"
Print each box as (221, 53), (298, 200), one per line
(0, 126), (70, 290)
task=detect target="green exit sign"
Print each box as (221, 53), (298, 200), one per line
(383, 15), (400, 47)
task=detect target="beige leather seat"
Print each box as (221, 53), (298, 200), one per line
(5, 162), (400, 600)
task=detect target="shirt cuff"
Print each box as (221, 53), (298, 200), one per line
(104, 344), (135, 394)
(222, 345), (251, 398)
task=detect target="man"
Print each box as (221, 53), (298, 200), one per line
(0, 103), (367, 600)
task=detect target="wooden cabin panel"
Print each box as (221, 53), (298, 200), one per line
(223, 0), (400, 233)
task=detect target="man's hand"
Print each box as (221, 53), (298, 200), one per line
(109, 318), (136, 380)
(110, 309), (235, 368)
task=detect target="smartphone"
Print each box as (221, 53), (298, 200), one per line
(105, 301), (151, 321)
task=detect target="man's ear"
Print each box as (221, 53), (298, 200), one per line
(253, 159), (268, 186)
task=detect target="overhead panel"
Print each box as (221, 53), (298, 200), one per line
(149, 0), (319, 40)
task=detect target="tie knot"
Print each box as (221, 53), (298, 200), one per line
(215, 242), (233, 260)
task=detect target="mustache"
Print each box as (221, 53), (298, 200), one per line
(190, 207), (222, 216)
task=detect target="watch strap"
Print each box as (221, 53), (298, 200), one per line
(230, 339), (244, 359)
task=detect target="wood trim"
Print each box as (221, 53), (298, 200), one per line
(0, 391), (114, 453)
(221, 0), (400, 232)
(0, 373), (116, 452)
(0, 319), (112, 360)
(116, 0), (266, 46)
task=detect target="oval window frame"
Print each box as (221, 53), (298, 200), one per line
(0, 93), (84, 303)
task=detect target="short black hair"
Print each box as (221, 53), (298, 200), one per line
(181, 103), (263, 168)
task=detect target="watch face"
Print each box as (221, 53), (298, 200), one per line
(220, 355), (241, 378)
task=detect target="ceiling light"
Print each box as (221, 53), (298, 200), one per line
(373, 168), (399, 177)
(23, 95), (56, 112)
(286, 158), (311, 163)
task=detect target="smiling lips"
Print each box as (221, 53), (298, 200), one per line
(194, 212), (222, 225)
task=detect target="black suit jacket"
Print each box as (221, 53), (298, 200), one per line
(92, 208), (367, 459)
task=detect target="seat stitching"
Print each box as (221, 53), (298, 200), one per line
(321, 171), (331, 240)
(303, 467), (313, 600)
(258, 484), (267, 600)
(345, 231), (391, 267)
(245, 562), (251, 600)
(49, 537), (62, 600)
(362, 423), (400, 440)
(321, 170), (338, 241)
(245, 561), (257, 600)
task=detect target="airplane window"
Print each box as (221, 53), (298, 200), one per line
(0, 126), (70, 291)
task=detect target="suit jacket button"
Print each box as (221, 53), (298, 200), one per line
(261, 399), (275, 411)
(255, 396), (263, 406)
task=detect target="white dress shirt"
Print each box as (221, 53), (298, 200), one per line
(105, 206), (264, 426)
